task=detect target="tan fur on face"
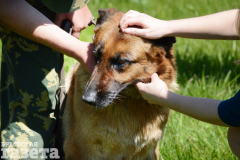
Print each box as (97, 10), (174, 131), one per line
(63, 9), (178, 159)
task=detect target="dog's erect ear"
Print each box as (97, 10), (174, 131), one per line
(95, 9), (119, 28)
(151, 37), (176, 48)
(148, 36), (176, 65)
(149, 37), (176, 61)
(96, 9), (110, 25)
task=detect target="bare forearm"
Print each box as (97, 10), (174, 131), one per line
(160, 91), (228, 126)
(167, 9), (239, 40)
(0, 0), (93, 72)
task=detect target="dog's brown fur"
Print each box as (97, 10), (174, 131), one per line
(63, 9), (178, 159)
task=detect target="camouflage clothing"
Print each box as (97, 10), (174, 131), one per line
(0, 0), (89, 159)
(42, 0), (90, 13)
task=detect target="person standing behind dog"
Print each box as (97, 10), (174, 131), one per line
(120, 9), (240, 159)
(0, 0), (95, 159)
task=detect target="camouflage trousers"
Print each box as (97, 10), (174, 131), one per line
(0, 7), (62, 160)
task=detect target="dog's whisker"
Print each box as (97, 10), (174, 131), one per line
(115, 96), (122, 100)
(117, 94), (124, 98)
(117, 94), (125, 99)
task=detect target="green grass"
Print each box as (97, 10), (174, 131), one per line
(64, 0), (240, 159)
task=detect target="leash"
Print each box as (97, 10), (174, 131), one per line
(57, 17), (96, 121)
(58, 17), (96, 122)
(54, 19), (71, 160)
(30, 2), (96, 158)
(55, 17), (96, 159)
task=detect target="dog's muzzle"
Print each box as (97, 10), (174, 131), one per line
(82, 94), (96, 106)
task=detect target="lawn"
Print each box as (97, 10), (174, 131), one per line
(64, 0), (240, 159)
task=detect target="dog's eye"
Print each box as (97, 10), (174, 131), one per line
(117, 59), (126, 65)
(93, 50), (101, 64)
(93, 50), (98, 57)
(113, 58), (128, 71)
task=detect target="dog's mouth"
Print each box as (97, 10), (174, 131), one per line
(82, 83), (130, 108)
(82, 71), (152, 108)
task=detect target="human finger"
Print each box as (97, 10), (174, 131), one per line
(120, 10), (140, 29)
(54, 13), (66, 27)
(120, 10), (139, 23)
(71, 31), (81, 39)
(71, 24), (86, 39)
(151, 73), (161, 83)
(136, 82), (145, 92)
(123, 27), (148, 38)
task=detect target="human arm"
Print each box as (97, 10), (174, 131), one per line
(0, 0), (95, 72)
(136, 73), (229, 127)
(120, 9), (240, 40)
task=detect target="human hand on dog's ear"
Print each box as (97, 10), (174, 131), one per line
(54, 5), (93, 39)
(120, 10), (170, 39)
(136, 73), (169, 104)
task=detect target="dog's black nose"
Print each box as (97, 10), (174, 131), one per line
(82, 94), (96, 106)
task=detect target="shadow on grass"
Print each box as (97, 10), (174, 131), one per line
(175, 48), (240, 86)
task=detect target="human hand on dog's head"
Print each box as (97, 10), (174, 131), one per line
(120, 10), (170, 39)
(136, 73), (169, 105)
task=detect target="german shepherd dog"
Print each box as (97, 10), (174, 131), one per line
(63, 8), (177, 160)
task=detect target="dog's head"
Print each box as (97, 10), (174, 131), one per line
(82, 9), (177, 108)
